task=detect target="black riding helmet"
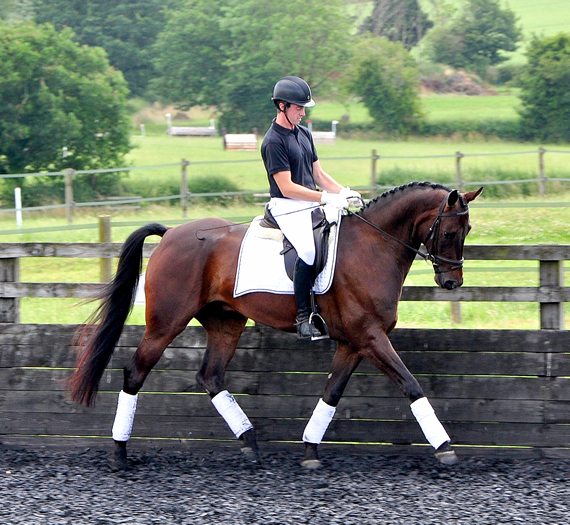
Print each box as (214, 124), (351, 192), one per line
(272, 76), (316, 109)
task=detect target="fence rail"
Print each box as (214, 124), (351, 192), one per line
(0, 242), (567, 327)
(2, 148), (570, 223)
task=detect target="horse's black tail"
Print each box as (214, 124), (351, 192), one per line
(68, 223), (169, 407)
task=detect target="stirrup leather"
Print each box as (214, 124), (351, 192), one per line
(309, 290), (330, 341)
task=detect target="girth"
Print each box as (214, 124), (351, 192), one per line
(260, 204), (334, 282)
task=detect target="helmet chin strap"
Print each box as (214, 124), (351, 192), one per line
(279, 102), (295, 129)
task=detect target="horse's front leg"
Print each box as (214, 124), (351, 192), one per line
(302, 341), (362, 469)
(362, 330), (458, 466)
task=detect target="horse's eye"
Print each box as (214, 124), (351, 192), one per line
(443, 231), (455, 240)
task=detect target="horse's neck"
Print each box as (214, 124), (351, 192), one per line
(353, 192), (436, 278)
(360, 196), (421, 247)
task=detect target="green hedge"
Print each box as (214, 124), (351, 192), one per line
(309, 118), (524, 141)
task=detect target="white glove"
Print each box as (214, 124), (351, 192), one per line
(320, 190), (349, 210)
(339, 186), (363, 207)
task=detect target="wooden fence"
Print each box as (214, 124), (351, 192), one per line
(0, 243), (568, 457)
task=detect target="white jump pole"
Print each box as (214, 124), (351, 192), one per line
(14, 187), (22, 228)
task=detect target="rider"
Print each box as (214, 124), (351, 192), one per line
(261, 76), (361, 338)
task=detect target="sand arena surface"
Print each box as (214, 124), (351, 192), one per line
(1, 445), (569, 524)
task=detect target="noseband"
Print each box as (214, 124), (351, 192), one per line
(351, 191), (469, 274)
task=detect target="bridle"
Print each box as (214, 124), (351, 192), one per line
(422, 193), (469, 274)
(350, 191), (469, 274)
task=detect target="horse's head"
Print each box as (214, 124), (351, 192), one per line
(423, 187), (483, 290)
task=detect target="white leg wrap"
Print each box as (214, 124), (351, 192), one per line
(211, 390), (253, 439)
(112, 390), (138, 442)
(303, 399), (336, 444)
(410, 397), (450, 449)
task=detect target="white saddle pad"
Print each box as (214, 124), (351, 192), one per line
(233, 208), (342, 298)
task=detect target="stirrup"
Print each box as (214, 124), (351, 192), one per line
(309, 311), (330, 341)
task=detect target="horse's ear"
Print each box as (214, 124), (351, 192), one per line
(463, 187), (483, 203)
(447, 189), (459, 208)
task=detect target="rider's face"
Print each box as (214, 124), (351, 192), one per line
(284, 103), (305, 126)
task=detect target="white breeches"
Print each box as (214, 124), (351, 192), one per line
(268, 197), (320, 265)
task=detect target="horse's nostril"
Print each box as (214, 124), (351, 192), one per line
(444, 280), (457, 290)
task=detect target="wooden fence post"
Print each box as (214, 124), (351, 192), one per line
(455, 151), (464, 191)
(371, 149), (379, 198)
(538, 147), (547, 196)
(64, 168), (75, 224)
(451, 302), (462, 324)
(99, 215), (112, 283)
(181, 158), (189, 218)
(539, 259), (564, 330)
(0, 257), (19, 323)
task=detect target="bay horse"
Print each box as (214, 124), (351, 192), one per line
(68, 181), (482, 470)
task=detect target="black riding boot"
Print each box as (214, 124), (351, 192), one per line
(293, 258), (322, 339)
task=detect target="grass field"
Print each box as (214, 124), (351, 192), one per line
(118, 133), (570, 204)
(308, 94), (522, 125)
(417, 0), (570, 63)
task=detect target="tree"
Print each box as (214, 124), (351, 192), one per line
(151, 0), (353, 133)
(0, 22), (131, 202)
(360, 0), (433, 51)
(425, 0), (521, 74)
(34, 0), (169, 97)
(518, 33), (570, 143)
(344, 37), (423, 135)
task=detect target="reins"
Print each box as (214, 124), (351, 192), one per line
(349, 211), (429, 261)
(350, 192), (469, 272)
(195, 192), (469, 274)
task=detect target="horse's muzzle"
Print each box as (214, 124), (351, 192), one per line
(443, 278), (462, 290)
(435, 273), (463, 290)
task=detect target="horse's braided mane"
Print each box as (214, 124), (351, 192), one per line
(357, 180), (464, 214)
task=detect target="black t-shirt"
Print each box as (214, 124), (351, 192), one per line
(261, 119), (318, 198)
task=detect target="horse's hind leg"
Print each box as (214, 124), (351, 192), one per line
(111, 322), (188, 470)
(195, 308), (261, 462)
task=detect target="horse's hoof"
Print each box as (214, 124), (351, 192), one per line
(434, 449), (459, 466)
(301, 459), (323, 470)
(110, 454), (129, 472)
(110, 448), (129, 472)
(240, 446), (262, 465)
